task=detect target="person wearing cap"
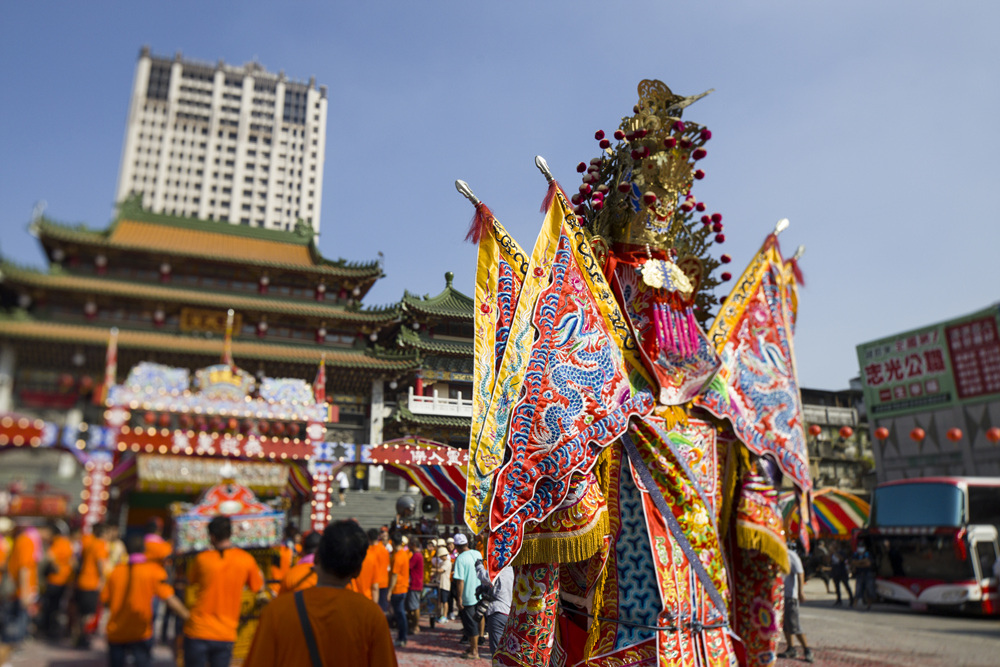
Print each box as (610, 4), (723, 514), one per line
(431, 540), (452, 625)
(451, 533), (483, 660)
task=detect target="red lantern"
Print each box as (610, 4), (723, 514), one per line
(158, 413), (171, 428)
(986, 427), (1000, 444)
(258, 421), (270, 435)
(179, 414), (193, 429)
(874, 427), (890, 441)
(58, 373), (75, 391)
(272, 422), (285, 437)
(839, 426), (854, 439)
(288, 423), (300, 438)
(210, 416), (224, 431)
(910, 428), (926, 442)
(227, 418), (239, 432)
(808, 424), (822, 437)
(78, 375), (95, 393)
(242, 419), (254, 434)
(195, 417), (208, 432)
(946, 428), (963, 442)
(143, 412), (156, 425)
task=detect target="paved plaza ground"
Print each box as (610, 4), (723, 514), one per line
(5, 578), (999, 665)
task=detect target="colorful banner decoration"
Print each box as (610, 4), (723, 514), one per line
(116, 426), (312, 460)
(778, 487), (870, 538)
(696, 234), (811, 493)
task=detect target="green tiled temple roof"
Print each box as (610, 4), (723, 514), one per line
(395, 327), (473, 356)
(0, 262), (399, 325)
(400, 272), (473, 320)
(31, 196), (383, 280)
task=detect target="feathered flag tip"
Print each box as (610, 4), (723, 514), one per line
(787, 244), (806, 286)
(456, 179), (493, 244)
(535, 155), (569, 214)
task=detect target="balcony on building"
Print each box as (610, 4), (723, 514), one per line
(406, 386), (473, 418)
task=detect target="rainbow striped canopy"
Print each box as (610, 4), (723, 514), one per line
(778, 487), (870, 538)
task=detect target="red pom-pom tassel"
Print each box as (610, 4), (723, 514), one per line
(787, 258), (805, 286)
(540, 180), (571, 215)
(464, 202), (494, 244)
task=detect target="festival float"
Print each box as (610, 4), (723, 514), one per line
(459, 80), (811, 667)
(102, 313), (339, 533)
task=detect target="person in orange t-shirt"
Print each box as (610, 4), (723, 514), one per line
(243, 520), (397, 667)
(41, 523), (75, 638)
(278, 531), (321, 595)
(143, 518), (173, 565)
(347, 529), (381, 601)
(388, 532), (411, 647)
(75, 522), (111, 648)
(269, 523), (300, 596)
(183, 515), (265, 667)
(102, 534), (189, 667)
(373, 529), (391, 612)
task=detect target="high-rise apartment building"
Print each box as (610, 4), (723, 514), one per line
(115, 47), (327, 233)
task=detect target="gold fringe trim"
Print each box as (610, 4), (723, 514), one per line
(718, 441), (746, 543)
(512, 510), (610, 567)
(583, 547), (611, 661)
(736, 522), (790, 574)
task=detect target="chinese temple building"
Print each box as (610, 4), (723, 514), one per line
(380, 271), (474, 450)
(0, 199), (424, 517)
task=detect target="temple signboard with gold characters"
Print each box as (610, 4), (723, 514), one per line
(180, 307), (243, 335)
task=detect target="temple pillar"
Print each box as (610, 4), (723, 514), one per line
(0, 344), (15, 414)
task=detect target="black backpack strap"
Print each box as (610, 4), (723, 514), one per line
(294, 590), (323, 667)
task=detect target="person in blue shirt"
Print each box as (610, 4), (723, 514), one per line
(450, 534), (483, 660)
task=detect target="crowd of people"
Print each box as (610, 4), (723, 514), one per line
(0, 515), (511, 666)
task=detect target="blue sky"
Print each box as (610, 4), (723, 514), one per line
(1, 1), (997, 390)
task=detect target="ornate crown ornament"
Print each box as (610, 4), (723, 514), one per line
(570, 80), (728, 327)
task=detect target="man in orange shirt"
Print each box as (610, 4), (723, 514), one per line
(278, 531), (320, 595)
(183, 515), (264, 667)
(373, 528), (391, 612)
(3, 523), (38, 653)
(387, 532), (411, 647)
(102, 534), (190, 667)
(347, 529), (380, 601)
(41, 523), (75, 638)
(75, 522), (111, 649)
(243, 520), (397, 667)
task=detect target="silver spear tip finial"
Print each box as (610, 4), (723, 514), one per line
(774, 218), (790, 235)
(454, 180), (480, 207)
(534, 156), (554, 184)
(793, 245), (806, 261)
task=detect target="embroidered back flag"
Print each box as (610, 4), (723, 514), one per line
(695, 234), (811, 495)
(466, 202), (532, 534)
(484, 192), (655, 575)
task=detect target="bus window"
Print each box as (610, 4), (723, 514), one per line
(875, 535), (975, 583)
(968, 486), (1000, 530)
(872, 483), (963, 527)
(975, 541), (998, 580)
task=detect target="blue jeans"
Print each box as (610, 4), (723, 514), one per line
(183, 636), (234, 667)
(486, 612), (509, 654)
(391, 592), (408, 643)
(109, 639), (153, 667)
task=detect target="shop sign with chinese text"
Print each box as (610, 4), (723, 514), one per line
(856, 306), (1000, 418)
